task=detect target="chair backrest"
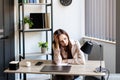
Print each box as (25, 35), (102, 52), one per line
(88, 44), (103, 60)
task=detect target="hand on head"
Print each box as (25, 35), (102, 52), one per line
(54, 34), (59, 49)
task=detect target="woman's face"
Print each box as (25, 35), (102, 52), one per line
(59, 34), (69, 47)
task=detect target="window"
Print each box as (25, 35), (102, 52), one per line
(85, 0), (116, 42)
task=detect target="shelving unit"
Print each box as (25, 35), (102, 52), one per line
(18, 0), (53, 80)
(18, 0), (53, 60)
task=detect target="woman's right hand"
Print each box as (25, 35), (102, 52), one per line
(54, 35), (59, 49)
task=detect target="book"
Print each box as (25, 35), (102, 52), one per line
(33, 0), (37, 3)
(39, 0), (44, 3)
(45, 13), (51, 29)
(18, 0), (22, 3)
(30, 13), (51, 29)
(30, 13), (45, 29)
(36, 0), (40, 3)
(26, 0), (29, 3)
(24, 0), (27, 3)
(29, 0), (34, 3)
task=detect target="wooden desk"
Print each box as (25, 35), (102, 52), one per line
(4, 60), (106, 79)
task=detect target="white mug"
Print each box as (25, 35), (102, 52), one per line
(26, 61), (31, 67)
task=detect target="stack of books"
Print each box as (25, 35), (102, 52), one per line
(30, 13), (50, 29)
(19, 0), (45, 4)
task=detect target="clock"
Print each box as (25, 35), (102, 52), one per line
(60, 0), (72, 6)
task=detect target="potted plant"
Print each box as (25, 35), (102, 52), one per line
(38, 42), (48, 53)
(24, 17), (33, 29)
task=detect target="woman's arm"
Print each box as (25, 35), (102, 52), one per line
(53, 34), (63, 64)
(63, 40), (86, 65)
(53, 48), (62, 64)
(53, 35), (63, 65)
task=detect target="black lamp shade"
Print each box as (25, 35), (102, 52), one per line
(81, 41), (93, 54)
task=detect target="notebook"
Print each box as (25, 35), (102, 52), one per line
(40, 65), (71, 72)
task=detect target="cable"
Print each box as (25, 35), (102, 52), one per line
(93, 68), (110, 80)
(105, 69), (110, 80)
(101, 68), (110, 80)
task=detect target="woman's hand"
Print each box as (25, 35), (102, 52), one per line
(54, 35), (59, 49)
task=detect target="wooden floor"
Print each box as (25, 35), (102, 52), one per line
(108, 74), (120, 80)
(16, 74), (120, 80)
(27, 74), (51, 80)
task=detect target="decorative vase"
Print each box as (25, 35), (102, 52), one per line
(41, 48), (47, 53)
(24, 23), (29, 30)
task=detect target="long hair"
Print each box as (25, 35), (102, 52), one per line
(53, 29), (72, 59)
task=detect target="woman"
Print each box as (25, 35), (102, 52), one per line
(52, 29), (85, 80)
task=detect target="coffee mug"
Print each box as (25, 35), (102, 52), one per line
(26, 61), (31, 67)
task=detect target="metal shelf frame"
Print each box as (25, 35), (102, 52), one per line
(18, 0), (53, 80)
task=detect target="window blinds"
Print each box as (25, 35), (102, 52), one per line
(85, 0), (116, 42)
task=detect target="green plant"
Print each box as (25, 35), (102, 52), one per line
(38, 42), (48, 48)
(24, 17), (33, 28)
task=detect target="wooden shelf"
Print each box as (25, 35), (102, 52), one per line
(19, 3), (51, 6)
(25, 52), (51, 57)
(19, 28), (52, 32)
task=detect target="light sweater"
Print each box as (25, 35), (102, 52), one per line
(53, 40), (86, 65)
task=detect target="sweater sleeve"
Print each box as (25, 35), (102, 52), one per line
(67, 40), (86, 65)
(53, 48), (62, 65)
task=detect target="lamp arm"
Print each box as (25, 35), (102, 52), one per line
(99, 44), (102, 72)
(95, 44), (107, 72)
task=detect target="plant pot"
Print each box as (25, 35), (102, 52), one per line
(41, 48), (47, 53)
(24, 23), (29, 30)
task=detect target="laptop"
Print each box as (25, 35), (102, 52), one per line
(40, 65), (71, 72)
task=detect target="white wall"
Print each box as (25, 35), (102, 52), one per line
(103, 42), (116, 73)
(53, 0), (85, 40)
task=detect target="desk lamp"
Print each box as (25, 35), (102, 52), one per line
(81, 41), (93, 54)
(81, 41), (106, 72)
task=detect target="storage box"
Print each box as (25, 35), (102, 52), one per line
(9, 61), (19, 70)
